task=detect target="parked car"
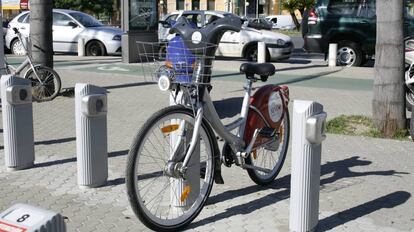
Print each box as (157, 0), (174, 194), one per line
(247, 18), (273, 30)
(159, 11), (293, 61)
(265, 15), (296, 30)
(5, 9), (122, 56)
(302, 0), (414, 66)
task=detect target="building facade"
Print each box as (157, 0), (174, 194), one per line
(162, 0), (283, 17)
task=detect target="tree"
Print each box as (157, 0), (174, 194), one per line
(282, 0), (315, 31)
(54, 0), (114, 18)
(373, 0), (406, 137)
(30, 0), (53, 68)
(282, 0), (301, 30)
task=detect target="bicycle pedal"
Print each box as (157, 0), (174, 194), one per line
(258, 127), (277, 138)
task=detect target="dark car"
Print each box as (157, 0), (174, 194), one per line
(247, 18), (273, 30)
(302, 0), (414, 66)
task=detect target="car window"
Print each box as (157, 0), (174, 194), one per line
(21, 13), (30, 23)
(53, 13), (74, 26)
(205, 14), (220, 25)
(69, 12), (103, 27)
(17, 13), (29, 23)
(270, 18), (277, 23)
(327, 0), (361, 16)
(182, 13), (203, 28)
(361, 0), (375, 18)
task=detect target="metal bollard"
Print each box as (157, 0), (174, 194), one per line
(289, 100), (327, 232)
(0, 75), (34, 171)
(169, 94), (200, 211)
(328, 43), (337, 67)
(258, 41), (266, 63)
(78, 38), (85, 57)
(0, 203), (66, 232)
(75, 83), (108, 188)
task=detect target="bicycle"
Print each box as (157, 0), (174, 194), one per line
(4, 28), (61, 102)
(126, 14), (290, 231)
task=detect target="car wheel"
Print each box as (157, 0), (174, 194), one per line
(245, 45), (258, 62)
(336, 41), (363, 67)
(86, 41), (106, 56)
(158, 44), (167, 60)
(407, 91), (414, 112)
(11, 39), (26, 56)
(245, 45), (270, 62)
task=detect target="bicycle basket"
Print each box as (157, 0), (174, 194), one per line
(136, 37), (216, 85)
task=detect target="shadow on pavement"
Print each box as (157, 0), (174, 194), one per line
(317, 191), (411, 231)
(60, 82), (155, 98)
(277, 64), (327, 72)
(274, 68), (344, 86)
(190, 156), (407, 229)
(34, 149), (129, 168)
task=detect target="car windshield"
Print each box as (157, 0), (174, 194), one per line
(69, 12), (103, 27)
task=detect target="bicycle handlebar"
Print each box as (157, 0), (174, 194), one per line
(169, 13), (243, 56)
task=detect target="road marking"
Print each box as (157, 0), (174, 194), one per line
(97, 66), (130, 72)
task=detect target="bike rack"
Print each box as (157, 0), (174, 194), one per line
(0, 75), (35, 171)
(289, 100), (327, 232)
(75, 83), (108, 188)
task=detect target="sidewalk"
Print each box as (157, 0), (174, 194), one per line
(0, 56), (412, 232)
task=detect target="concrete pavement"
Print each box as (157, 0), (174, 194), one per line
(0, 55), (412, 232)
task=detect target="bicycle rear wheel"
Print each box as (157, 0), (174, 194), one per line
(24, 65), (61, 102)
(245, 111), (290, 185)
(126, 105), (216, 231)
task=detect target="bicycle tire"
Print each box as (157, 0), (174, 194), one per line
(245, 110), (290, 185)
(126, 105), (217, 231)
(24, 65), (61, 102)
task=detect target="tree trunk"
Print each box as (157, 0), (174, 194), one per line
(373, 0), (406, 137)
(29, 0), (53, 68)
(290, 13), (301, 31)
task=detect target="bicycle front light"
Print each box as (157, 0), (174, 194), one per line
(157, 66), (174, 91)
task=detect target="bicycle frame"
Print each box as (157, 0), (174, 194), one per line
(10, 30), (43, 83)
(175, 78), (260, 174)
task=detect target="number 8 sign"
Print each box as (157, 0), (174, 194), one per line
(0, 204), (66, 232)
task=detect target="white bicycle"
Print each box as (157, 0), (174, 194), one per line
(5, 28), (61, 102)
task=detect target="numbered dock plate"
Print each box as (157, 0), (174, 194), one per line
(0, 204), (66, 232)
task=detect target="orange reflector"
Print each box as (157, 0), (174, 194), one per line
(161, 124), (179, 134)
(252, 150), (257, 159)
(166, 61), (173, 69)
(180, 186), (191, 202)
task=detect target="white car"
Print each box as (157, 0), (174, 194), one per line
(5, 9), (122, 56)
(265, 15), (297, 30)
(159, 11), (293, 61)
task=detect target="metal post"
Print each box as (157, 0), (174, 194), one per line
(75, 83), (108, 188)
(289, 100), (327, 232)
(0, 0), (6, 76)
(258, 41), (266, 63)
(410, 111), (414, 141)
(328, 43), (337, 67)
(0, 203), (66, 232)
(0, 75), (34, 171)
(77, 38), (85, 57)
(169, 94), (200, 212)
(245, 1), (249, 17)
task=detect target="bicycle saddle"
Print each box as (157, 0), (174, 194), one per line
(240, 63), (275, 81)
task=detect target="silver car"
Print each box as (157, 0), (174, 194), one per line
(5, 9), (122, 56)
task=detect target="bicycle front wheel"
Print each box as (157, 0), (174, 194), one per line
(245, 111), (290, 185)
(24, 65), (61, 102)
(126, 106), (216, 231)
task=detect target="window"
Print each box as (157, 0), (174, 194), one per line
(69, 12), (103, 27)
(327, 0), (361, 16)
(207, 0), (215, 10)
(192, 0), (200, 10)
(53, 13), (74, 26)
(206, 14), (220, 25)
(19, 13), (29, 23)
(182, 13), (203, 28)
(176, 0), (184, 10)
(271, 18), (277, 24)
